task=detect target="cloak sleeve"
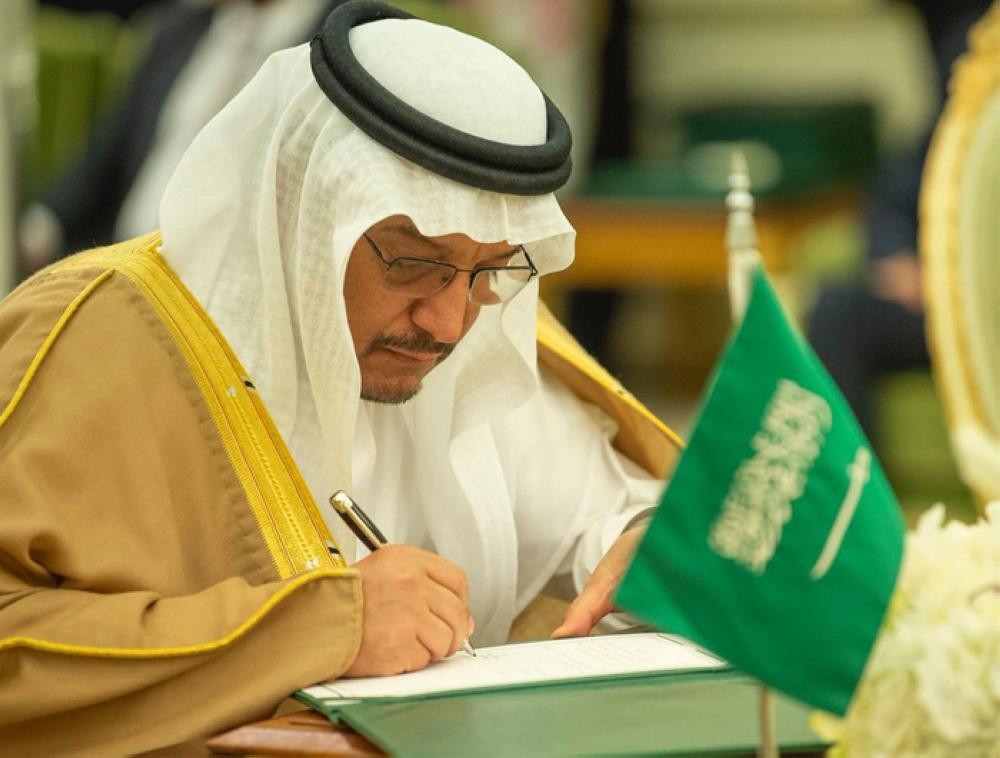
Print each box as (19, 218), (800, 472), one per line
(0, 257), (361, 753)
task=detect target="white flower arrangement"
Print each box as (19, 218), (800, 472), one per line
(813, 502), (1000, 756)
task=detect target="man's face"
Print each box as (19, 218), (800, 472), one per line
(344, 215), (522, 404)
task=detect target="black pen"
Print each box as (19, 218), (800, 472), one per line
(329, 490), (476, 657)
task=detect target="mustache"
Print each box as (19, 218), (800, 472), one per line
(369, 332), (456, 361)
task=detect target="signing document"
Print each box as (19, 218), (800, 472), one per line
(300, 633), (726, 703)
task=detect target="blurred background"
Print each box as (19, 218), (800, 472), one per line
(1, 0), (987, 523)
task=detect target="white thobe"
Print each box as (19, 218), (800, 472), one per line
(329, 363), (663, 645)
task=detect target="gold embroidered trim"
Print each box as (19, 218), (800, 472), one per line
(536, 305), (682, 445)
(0, 569), (353, 658)
(536, 301), (684, 480)
(55, 236), (341, 577)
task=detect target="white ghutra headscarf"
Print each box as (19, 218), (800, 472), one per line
(158, 17), (586, 643)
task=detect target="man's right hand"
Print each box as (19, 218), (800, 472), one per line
(343, 545), (473, 678)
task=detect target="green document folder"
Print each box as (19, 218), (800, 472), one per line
(300, 670), (827, 757)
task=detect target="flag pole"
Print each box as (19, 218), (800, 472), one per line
(725, 151), (761, 326)
(757, 686), (778, 758)
(725, 151), (777, 758)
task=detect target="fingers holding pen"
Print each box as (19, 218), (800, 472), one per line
(344, 545), (473, 677)
(421, 552), (474, 654)
(424, 580), (474, 658)
(425, 558), (471, 616)
(418, 612), (461, 662)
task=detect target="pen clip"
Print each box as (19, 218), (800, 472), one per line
(352, 500), (388, 546)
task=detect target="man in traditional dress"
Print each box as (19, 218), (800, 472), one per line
(0, 1), (680, 752)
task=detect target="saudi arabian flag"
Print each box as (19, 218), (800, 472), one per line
(616, 266), (905, 716)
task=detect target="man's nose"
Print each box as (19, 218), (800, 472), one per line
(409, 273), (473, 345)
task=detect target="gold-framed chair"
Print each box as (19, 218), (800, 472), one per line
(921, 1), (1000, 509)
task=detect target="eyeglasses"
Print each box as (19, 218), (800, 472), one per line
(364, 233), (538, 306)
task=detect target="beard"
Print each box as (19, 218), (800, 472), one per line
(359, 331), (456, 404)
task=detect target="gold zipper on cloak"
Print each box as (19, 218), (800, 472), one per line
(55, 236), (343, 578)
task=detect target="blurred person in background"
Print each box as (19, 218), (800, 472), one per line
(562, 0), (631, 371)
(19, 0), (344, 272)
(38, 0), (158, 18)
(807, 0), (991, 445)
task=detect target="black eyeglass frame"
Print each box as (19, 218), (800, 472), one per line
(363, 233), (538, 305)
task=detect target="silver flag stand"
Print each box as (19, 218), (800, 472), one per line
(725, 151), (762, 323)
(726, 151), (778, 758)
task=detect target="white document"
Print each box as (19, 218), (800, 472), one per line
(302, 633), (725, 702)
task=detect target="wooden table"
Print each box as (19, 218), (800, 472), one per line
(207, 708), (382, 757)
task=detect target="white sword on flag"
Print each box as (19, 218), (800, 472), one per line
(725, 152), (777, 758)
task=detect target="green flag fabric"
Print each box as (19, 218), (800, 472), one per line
(616, 267), (905, 716)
